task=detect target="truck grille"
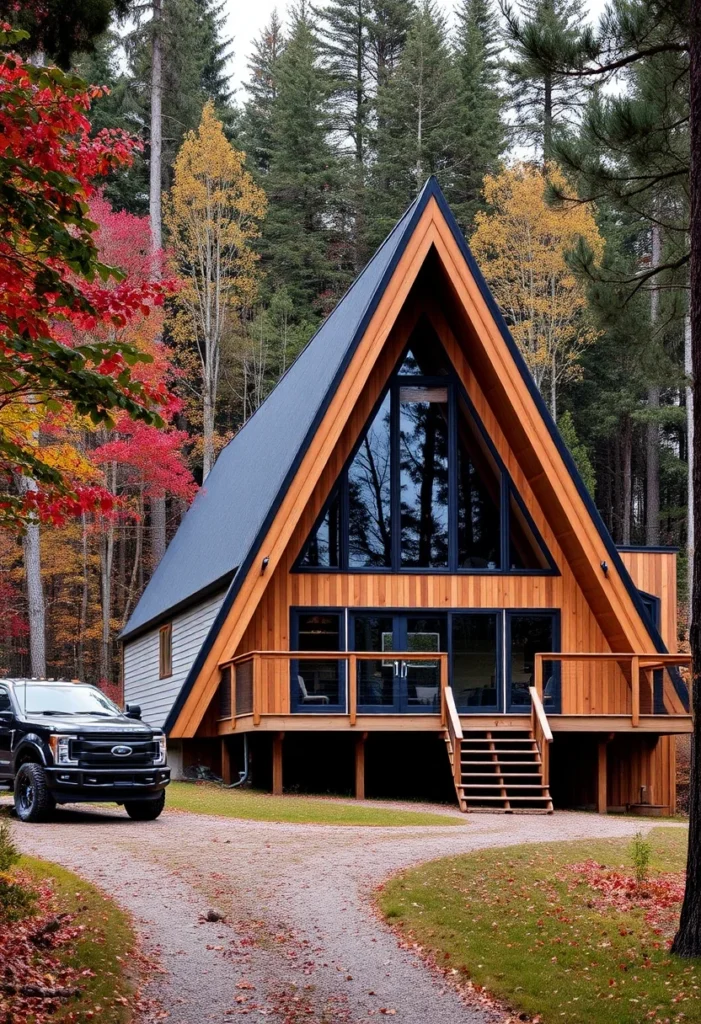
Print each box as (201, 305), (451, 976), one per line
(71, 734), (158, 767)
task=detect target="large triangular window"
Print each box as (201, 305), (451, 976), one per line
(297, 329), (555, 574)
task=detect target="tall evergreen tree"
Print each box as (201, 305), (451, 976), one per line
(370, 0), (462, 243)
(319, 0), (373, 268)
(452, 0), (505, 231)
(366, 0), (415, 89)
(241, 11), (286, 177)
(503, 0), (587, 159)
(262, 3), (351, 319)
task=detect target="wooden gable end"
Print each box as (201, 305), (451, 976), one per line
(170, 195), (665, 739)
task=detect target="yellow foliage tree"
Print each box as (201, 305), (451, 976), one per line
(470, 164), (604, 420)
(166, 102), (267, 479)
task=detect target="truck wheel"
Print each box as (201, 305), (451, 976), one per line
(124, 791), (166, 821)
(14, 763), (56, 823)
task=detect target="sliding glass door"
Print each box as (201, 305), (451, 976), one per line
(351, 613), (447, 713)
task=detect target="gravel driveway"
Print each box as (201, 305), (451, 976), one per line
(9, 803), (669, 1024)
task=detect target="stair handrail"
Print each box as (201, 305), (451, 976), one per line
(444, 686), (463, 790)
(529, 685), (552, 786)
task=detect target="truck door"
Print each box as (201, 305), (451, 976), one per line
(0, 687), (13, 778)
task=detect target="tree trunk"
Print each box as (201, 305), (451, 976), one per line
(19, 476), (46, 678)
(622, 419), (633, 546)
(646, 223), (662, 545)
(672, 0), (701, 957)
(149, 0), (166, 564)
(99, 465), (116, 684)
(123, 486), (145, 627)
(78, 513), (89, 680)
(202, 381), (215, 481)
(543, 73), (553, 162)
(687, 312), (694, 625)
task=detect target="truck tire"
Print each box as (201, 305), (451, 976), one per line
(14, 763), (56, 823)
(124, 791), (166, 821)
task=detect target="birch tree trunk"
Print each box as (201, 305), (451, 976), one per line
(78, 512), (89, 680)
(99, 463), (116, 684)
(622, 419), (633, 546)
(149, 0), (167, 564)
(19, 476), (46, 678)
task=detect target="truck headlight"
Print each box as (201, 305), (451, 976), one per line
(48, 735), (78, 766)
(153, 734), (167, 765)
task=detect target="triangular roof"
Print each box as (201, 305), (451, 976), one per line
(122, 187), (428, 640)
(120, 177), (685, 736)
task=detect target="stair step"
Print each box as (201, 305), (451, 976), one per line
(461, 737), (535, 744)
(461, 759), (540, 766)
(460, 795), (552, 802)
(460, 784), (549, 790)
(462, 749), (539, 756)
(460, 772), (542, 778)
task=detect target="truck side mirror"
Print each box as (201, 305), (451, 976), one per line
(125, 703), (142, 720)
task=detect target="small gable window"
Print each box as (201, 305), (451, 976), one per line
(159, 624), (172, 679)
(297, 330), (555, 575)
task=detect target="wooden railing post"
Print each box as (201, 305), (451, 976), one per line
(349, 654), (357, 726)
(535, 653), (544, 703)
(253, 653), (261, 726)
(630, 655), (640, 727)
(440, 653), (448, 728)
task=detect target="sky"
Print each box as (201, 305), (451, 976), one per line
(223, 0), (609, 99)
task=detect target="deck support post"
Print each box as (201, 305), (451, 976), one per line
(597, 738), (608, 814)
(355, 733), (367, 800)
(272, 732), (284, 796)
(221, 738), (232, 785)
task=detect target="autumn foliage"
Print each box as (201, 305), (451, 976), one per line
(0, 25), (173, 527)
(471, 163), (603, 419)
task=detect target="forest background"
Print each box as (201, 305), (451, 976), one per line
(0, 0), (690, 694)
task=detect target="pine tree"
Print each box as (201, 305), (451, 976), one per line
(503, 0), (587, 159)
(370, 0), (462, 244)
(125, 0), (236, 192)
(366, 0), (415, 90)
(262, 3), (351, 318)
(241, 11), (286, 177)
(452, 0), (505, 232)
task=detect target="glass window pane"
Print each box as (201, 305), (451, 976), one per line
(509, 494), (550, 570)
(299, 492), (341, 568)
(348, 393), (392, 567)
(457, 398), (501, 569)
(400, 387), (449, 567)
(404, 615), (445, 711)
(509, 614), (555, 709)
(451, 614), (498, 709)
(296, 613), (342, 706)
(398, 328), (450, 376)
(353, 615), (395, 707)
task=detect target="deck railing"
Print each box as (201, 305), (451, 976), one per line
(444, 686), (463, 790)
(222, 650), (450, 728)
(217, 649), (690, 729)
(528, 685), (552, 784)
(534, 652), (691, 726)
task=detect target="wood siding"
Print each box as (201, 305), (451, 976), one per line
(618, 549), (677, 651)
(124, 590), (226, 728)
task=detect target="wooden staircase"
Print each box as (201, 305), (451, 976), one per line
(443, 686), (553, 813)
(445, 728), (553, 812)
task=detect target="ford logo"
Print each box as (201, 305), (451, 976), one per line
(111, 745), (133, 757)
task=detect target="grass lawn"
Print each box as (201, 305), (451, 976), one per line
(166, 781), (465, 826)
(19, 856), (137, 1022)
(378, 827), (698, 1024)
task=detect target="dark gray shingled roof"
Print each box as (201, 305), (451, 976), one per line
(121, 181), (430, 640)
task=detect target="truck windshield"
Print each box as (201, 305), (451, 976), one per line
(19, 684), (121, 717)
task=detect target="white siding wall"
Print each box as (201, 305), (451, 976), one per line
(123, 591), (226, 729)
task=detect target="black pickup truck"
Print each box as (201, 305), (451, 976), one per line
(0, 679), (170, 822)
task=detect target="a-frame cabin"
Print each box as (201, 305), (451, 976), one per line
(121, 178), (691, 814)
